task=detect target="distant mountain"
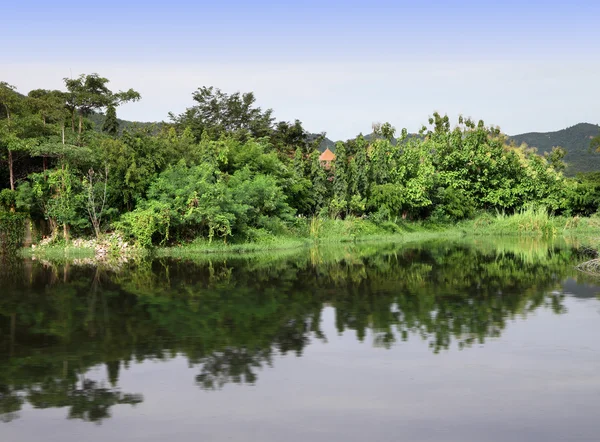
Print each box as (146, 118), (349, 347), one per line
(509, 123), (600, 175)
(87, 112), (163, 134)
(307, 133), (336, 152)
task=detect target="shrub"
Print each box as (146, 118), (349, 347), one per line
(0, 212), (27, 253)
(115, 201), (172, 248)
(0, 189), (16, 212)
(430, 187), (476, 222)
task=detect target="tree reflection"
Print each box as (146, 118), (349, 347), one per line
(27, 378), (142, 423)
(0, 239), (589, 422)
(0, 385), (23, 423)
(196, 347), (272, 389)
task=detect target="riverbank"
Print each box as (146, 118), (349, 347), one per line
(15, 209), (600, 263)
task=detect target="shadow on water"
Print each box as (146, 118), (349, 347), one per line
(0, 237), (598, 423)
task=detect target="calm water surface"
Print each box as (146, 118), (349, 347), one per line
(1, 239), (599, 441)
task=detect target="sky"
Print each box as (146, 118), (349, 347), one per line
(1, 0), (599, 140)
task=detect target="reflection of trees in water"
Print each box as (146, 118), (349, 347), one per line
(0, 368), (142, 424)
(0, 241), (584, 421)
(196, 347), (272, 389)
(0, 384), (23, 423)
(27, 378), (142, 423)
(195, 313), (321, 390)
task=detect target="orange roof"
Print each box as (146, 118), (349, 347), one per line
(319, 148), (336, 162)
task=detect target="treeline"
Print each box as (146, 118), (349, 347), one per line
(0, 74), (599, 247)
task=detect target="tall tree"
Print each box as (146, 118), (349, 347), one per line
(332, 141), (349, 217)
(352, 135), (370, 198)
(63, 74), (140, 139)
(64, 74), (111, 136)
(170, 86), (274, 141)
(0, 82), (23, 190)
(271, 119), (311, 155)
(26, 89), (67, 127)
(27, 89), (70, 169)
(102, 104), (119, 136)
(309, 150), (328, 213)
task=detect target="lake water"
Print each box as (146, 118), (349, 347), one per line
(1, 238), (599, 441)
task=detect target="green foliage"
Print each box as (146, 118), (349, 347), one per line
(565, 172), (600, 216)
(350, 135), (370, 197)
(229, 168), (295, 232)
(116, 200), (172, 248)
(64, 73), (140, 137)
(14, 165), (88, 240)
(0, 189), (16, 211)
(544, 146), (567, 172)
(102, 104), (119, 135)
(0, 211), (26, 252)
(37, 166), (88, 236)
(84, 166), (113, 237)
(349, 193), (366, 216)
(309, 150), (329, 213)
(98, 131), (167, 208)
(430, 187), (476, 222)
(271, 119), (316, 155)
(328, 197), (347, 219)
(170, 86), (274, 141)
(332, 141), (349, 215)
(117, 160), (295, 247)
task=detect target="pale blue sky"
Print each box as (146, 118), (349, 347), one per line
(2, 0), (599, 139)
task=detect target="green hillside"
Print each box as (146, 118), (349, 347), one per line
(509, 123), (600, 175)
(307, 133), (335, 152)
(87, 112), (163, 134)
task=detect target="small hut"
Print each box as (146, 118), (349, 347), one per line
(319, 148), (336, 169)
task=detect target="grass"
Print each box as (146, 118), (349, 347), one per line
(154, 218), (462, 259)
(459, 207), (600, 238)
(21, 244), (95, 260)
(154, 236), (311, 258)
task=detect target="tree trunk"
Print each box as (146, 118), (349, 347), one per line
(71, 110), (75, 133)
(5, 107), (14, 190)
(63, 223), (70, 242)
(78, 113), (83, 136)
(8, 149), (14, 191)
(49, 217), (58, 239)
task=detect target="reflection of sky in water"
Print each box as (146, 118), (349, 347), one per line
(3, 295), (599, 442)
(562, 278), (600, 299)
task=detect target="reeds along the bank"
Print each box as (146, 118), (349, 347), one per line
(490, 207), (557, 236)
